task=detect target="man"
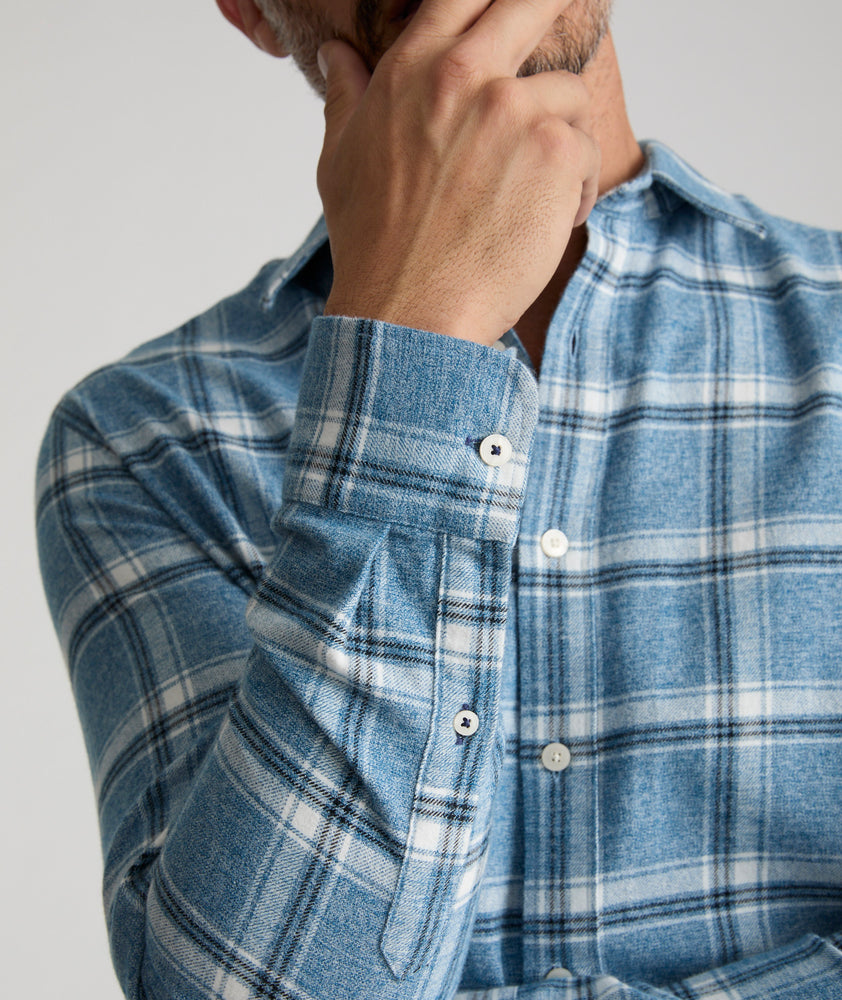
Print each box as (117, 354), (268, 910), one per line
(36, 0), (842, 997)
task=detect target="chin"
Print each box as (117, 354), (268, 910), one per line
(518, 1), (612, 77)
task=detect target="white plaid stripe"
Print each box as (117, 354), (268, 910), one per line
(36, 143), (842, 999)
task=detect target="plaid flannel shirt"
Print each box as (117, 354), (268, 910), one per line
(37, 142), (842, 1000)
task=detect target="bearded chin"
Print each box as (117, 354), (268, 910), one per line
(255, 0), (613, 98)
(517, 0), (613, 77)
(254, 0), (333, 97)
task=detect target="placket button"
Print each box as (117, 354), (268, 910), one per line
(540, 529), (569, 558)
(541, 742), (571, 772)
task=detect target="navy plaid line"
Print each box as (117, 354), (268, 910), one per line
(438, 597), (508, 631)
(525, 884), (842, 932)
(345, 631), (435, 668)
(415, 792), (479, 826)
(519, 715), (842, 759)
(519, 548), (842, 589)
(324, 320), (372, 511)
(619, 268), (837, 299)
(227, 696), (403, 859)
(36, 142), (842, 999)
(99, 684), (236, 806)
(153, 870), (311, 1000)
(541, 395), (842, 435)
(291, 448), (525, 512)
(253, 572), (353, 646)
(123, 425), (294, 466)
(67, 558), (213, 665)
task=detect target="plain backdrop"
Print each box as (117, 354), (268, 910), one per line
(3, 1), (840, 996)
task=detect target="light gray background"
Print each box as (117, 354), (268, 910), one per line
(2, 1), (840, 996)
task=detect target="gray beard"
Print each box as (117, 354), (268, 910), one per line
(254, 0), (332, 95)
(255, 0), (613, 98)
(517, 0), (614, 77)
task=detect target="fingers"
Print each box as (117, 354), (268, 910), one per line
(518, 71), (600, 226)
(569, 127), (601, 227)
(319, 40), (372, 162)
(235, 0), (285, 55)
(466, 0), (574, 75)
(404, 0), (575, 76)
(406, 0), (494, 43)
(520, 69), (592, 132)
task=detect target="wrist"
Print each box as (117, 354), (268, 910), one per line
(323, 291), (504, 347)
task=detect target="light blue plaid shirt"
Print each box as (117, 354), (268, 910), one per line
(37, 142), (842, 1000)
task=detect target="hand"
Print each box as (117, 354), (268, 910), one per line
(317, 0), (601, 346)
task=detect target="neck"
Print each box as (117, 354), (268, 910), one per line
(586, 31), (644, 199)
(515, 30), (642, 372)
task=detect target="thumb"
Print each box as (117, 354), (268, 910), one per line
(318, 40), (370, 152)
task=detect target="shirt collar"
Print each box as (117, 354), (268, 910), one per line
(263, 140), (768, 303)
(597, 139), (768, 238)
(261, 215), (329, 309)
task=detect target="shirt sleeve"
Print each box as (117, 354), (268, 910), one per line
(36, 313), (539, 1000)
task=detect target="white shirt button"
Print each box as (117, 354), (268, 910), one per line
(453, 709), (479, 737)
(545, 968), (572, 979)
(541, 742), (571, 772)
(479, 434), (512, 467)
(491, 339), (507, 351)
(540, 529), (569, 558)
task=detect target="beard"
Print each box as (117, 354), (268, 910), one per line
(255, 0), (613, 97)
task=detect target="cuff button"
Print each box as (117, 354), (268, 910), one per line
(479, 434), (512, 467)
(453, 709), (480, 737)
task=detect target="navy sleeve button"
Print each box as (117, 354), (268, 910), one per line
(453, 710), (480, 737)
(479, 434), (512, 467)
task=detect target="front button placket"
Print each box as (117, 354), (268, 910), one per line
(515, 215), (625, 979)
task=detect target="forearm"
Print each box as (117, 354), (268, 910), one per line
(39, 311), (539, 999)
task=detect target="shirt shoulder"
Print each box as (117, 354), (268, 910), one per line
(637, 141), (842, 279)
(37, 253), (328, 565)
(733, 195), (842, 273)
(59, 256), (323, 440)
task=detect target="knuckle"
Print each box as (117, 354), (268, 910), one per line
(556, 69), (589, 103)
(532, 115), (571, 160)
(482, 77), (522, 121)
(435, 41), (481, 88)
(376, 49), (413, 97)
(382, 44), (415, 77)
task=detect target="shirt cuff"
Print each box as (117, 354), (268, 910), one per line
(283, 315), (540, 543)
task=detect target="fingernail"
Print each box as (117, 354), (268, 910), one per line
(317, 46), (328, 78)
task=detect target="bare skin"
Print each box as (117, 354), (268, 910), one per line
(514, 31), (642, 370)
(217, 0), (643, 372)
